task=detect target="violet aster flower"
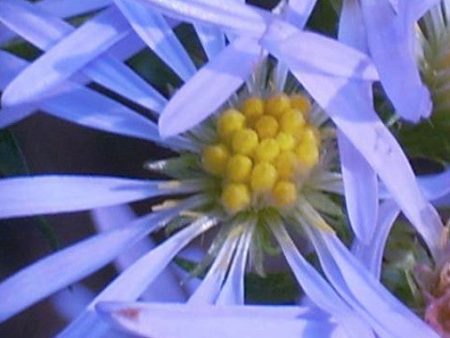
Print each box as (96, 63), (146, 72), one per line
(0, 1), (442, 337)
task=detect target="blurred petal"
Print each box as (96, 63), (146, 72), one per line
(159, 37), (262, 137)
(289, 66), (443, 257)
(352, 199), (400, 279)
(360, 0), (432, 121)
(308, 224), (439, 338)
(339, 0), (368, 52)
(194, 24), (225, 59)
(97, 302), (343, 338)
(0, 176), (197, 219)
(114, 0), (196, 81)
(0, 211), (168, 322)
(38, 0), (112, 18)
(2, 7), (131, 106)
(337, 131), (378, 244)
(136, 0), (268, 38)
(59, 215), (217, 338)
(417, 169), (450, 201)
(52, 284), (95, 321)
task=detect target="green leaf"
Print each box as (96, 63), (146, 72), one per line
(396, 110), (450, 164)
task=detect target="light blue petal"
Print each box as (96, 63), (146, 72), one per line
(97, 302), (344, 338)
(288, 65), (443, 257)
(2, 6), (130, 106)
(308, 225), (439, 338)
(403, 0), (441, 22)
(52, 284), (95, 321)
(92, 206), (187, 302)
(360, 0), (432, 121)
(188, 234), (239, 305)
(417, 169), (450, 201)
(194, 24), (225, 60)
(0, 211), (168, 322)
(0, 175), (198, 219)
(0, 51), (26, 88)
(337, 131), (378, 244)
(137, 0), (268, 38)
(159, 37), (262, 137)
(262, 23), (378, 81)
(339, 0), (368, 52)
(271, 223), (375, 338)
(216, 225), (254, 305)
(0, 2), (166, 112)
(352, 199), (400, 279)
(37, 0), (112, 18)
(58, 215), (217, 338)
(114, 0), (196, 82)
(285, 0), (317, 29)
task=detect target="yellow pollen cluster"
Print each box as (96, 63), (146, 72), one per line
(202, 93), (319, 214)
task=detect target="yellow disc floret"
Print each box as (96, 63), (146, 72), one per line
(221, 183), (251, 214)
(226, 155), (252, 183)
(255, 115), (279, 139)
(254, 139), (280, 163)
(241, 97), (264, 121)
(202, 144), (230, 176)
(250, 162), (278, 192)
(272, 181), (297, 206)
(265, 93), (290, 117)
(231, 129), (258, 155)
(201, 92), (320, 214)
(217, 109), (245, 140)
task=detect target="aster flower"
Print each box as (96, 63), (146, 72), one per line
(0, 0), (442, 337)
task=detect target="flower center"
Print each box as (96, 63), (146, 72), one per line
(201, 93), (320, 214)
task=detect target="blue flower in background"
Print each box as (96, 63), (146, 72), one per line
(0, 0), (447, 337)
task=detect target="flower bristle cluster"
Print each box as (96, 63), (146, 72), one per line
(201, 93), (320, 214)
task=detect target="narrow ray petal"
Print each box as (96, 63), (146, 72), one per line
(308, 225), (439, 338)
(114, 0), (196, 81)
(289, 66), (443, 257)
(188, 234), (239, 305)
(136, 0), (268, 38)
(337, 131), (378, 244)
(97, 302), (343, 338)
(285, 0), (317, 29)
(360, 0), (432, 121)
(58, 215), (216, 338)
(0, 176), (197, 219)
(352, 199), (400, 279)
(0, 211), (169, 322)
(159, 37), (262, 137)
(216, 225), (254, 305)
(2, 7), (131, 106)
(37, 0), (112, 18)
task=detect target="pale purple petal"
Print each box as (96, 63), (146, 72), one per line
(2, 6), (131, 106)
(337, 131), (378, 244)
(0, 176), (198, 219)
(159, 37), (262, 137)
(92, 206), (187, 302)
(216, 225), (254, 305)
(339, 0), (368, 52)
(97, 302), (343, 338)
(360, 0), (432, 121)
(271, 223), (375, 338)
(38, 0), (112, 18)
(308, 225), (439, 338)
(352, 199), (400, 279)
(288, 66), (443, 257)
(52, 284), (95, 321)
(114, 0), (196, 81)
(188, 234), (239, 305)
(0, 211), (167, 322)
(285, 0), (317, 29)
(136, 0), (268, 38)
(58, 215), (216, 338)
(417, 169), (450, 202)
(262, 23), (378, 81)
(194, 24), (225, 59)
